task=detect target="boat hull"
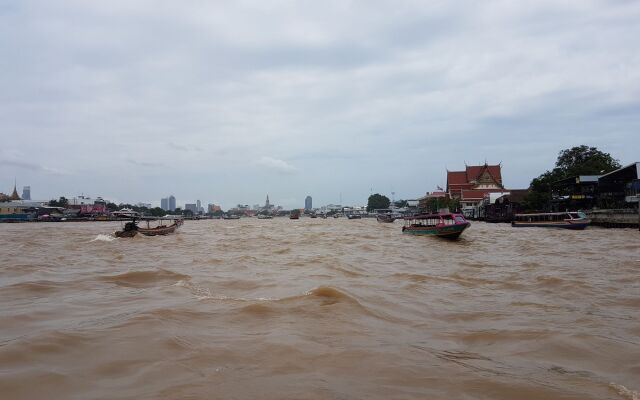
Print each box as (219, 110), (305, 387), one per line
(511, 222), (589, 230)
(114, 230), (138, 238)
(402, 222), (470, 239)
(137, 224), (178, 236)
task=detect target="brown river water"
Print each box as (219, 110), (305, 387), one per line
(0, 219), (639, 400)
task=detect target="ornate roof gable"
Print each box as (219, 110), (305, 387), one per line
(10, 184), (21, 200)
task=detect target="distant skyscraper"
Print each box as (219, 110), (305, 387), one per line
(305, 195), (312, 210)
(196, 200), (202, 214)
(265, 194), (270, 209)
(22, 186), (31, 200)
(185, 203), (197, 214)
(168, 195), (176, 211)
(161, 197), (169, 211)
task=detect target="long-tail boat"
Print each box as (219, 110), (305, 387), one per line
(114, 217), (183, 238)
(402, 212), (470, 239)
(376, 214), (396, 223)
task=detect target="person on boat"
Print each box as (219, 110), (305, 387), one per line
(122, 221), (138, 232)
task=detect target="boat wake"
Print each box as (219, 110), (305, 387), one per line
(610, 383), (639, 400)
(89, 234), (117, 243)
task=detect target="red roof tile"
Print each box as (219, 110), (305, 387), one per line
(447, 171), (467, 185)
(466, 165), (502, 184)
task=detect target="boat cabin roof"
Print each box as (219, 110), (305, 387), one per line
(404, 212), (464, 220)
(514, 212), (584, 217)
(128, 216), (183, 221)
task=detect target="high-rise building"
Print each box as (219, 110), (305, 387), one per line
(161, 197), (169, 211)
(265, 194), (270, 209)
(196, 200), (202, 214)
(305, 195), (312, 210)
(185, 203), (197, 214)
(168, 195), (176, 211)
(22, 186), (31, 200)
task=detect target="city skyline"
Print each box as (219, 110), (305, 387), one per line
(2, 1), (639, 208)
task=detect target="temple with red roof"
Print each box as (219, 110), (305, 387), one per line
(446, 163), (509, 214)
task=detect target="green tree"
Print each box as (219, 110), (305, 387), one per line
(149, 207), (166, 217)
(555, 145), (621, 177)
(367, 193), (390, 211)
(524, 145), (621, 211)
(49, 196), (69, 208)
(423, 197), (460, 213)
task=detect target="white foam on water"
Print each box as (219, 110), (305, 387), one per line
(610, 383), (639, 400)
(173, 280), (222, 300)
(90, 234), (116, 242)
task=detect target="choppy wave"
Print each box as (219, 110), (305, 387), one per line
(1, 280), (62, 294)
(100, 269), (190, 288)
(1, 219), (638, 399)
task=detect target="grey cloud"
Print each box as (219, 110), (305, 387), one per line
(0, 159), (66, 175)
(1, 1), (639, 207)
(255, 157), (298, 174)
(126, 159), (165, 168)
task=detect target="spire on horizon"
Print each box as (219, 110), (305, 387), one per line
(10, 179), (20, 200)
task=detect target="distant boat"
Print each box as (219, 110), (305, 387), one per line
(290, 210), (300, 219)
(402, 212), (470, 239)
(346, 214), (362, 219)
(223, 214), (240, 220)
(511, 212), (590, 230)
(111, 208), (139, 219)
(257, 214), (273, 219)
(114, 217), (183, 238)
(376, 214), (395, 223)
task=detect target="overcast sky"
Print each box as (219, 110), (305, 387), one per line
(1, 0), (639, 208)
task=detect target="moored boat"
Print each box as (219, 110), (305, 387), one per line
(111, 208), (139, 219)
(402, 212), (470, 239)
(346, 214), (362, 219)
(511, 212), (590, 230)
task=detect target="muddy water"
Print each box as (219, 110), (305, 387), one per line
(0, 219), (638, 399)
